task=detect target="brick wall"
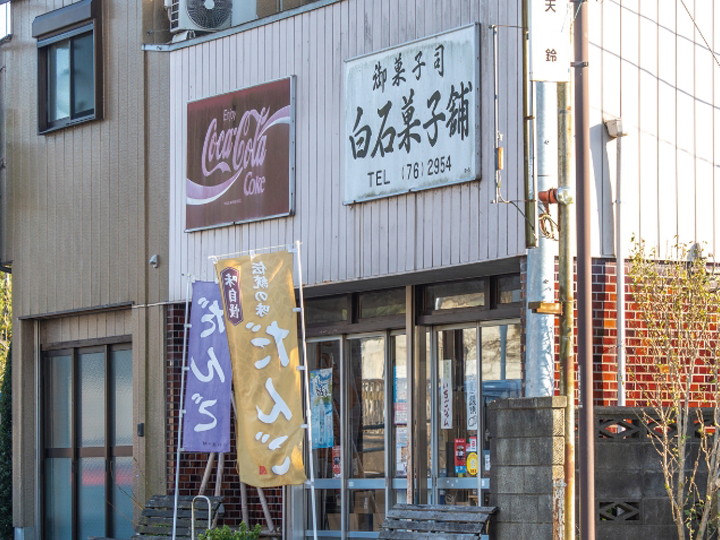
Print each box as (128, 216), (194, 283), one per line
(542, 257), (638, 407)
(166, 302), (284, 530)
(581, 257), (719, 408)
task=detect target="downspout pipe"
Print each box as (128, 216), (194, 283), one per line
(604, 119), (627, 406)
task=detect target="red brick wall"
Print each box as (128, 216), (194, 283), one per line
(166, 303), (284, 530)
(543, 256), (717, 408)
(547, 258), (624, 406)
(537, 257), (628, 406)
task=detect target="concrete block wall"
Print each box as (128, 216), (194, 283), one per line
(488, 396), (566, 540)
(488, 402), (698, 540)
(594, 408), (685, 540)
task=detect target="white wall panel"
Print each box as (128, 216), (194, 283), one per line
(587, 0), (720, 258)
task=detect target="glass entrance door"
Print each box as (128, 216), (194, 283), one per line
(346, 335), (386, 535)
(418, 322), (521, 506)
(432, 326), (481, 505)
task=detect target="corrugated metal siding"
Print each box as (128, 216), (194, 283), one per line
(591, 0), (720, 257)
(40, 309), (131, 345)
(168, 0), (526, 300)
(3, 0), (152, 317)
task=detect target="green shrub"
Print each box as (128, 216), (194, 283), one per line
(198, 522), (262, 540)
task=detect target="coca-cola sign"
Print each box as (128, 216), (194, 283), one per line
(186, 77), (295, 231)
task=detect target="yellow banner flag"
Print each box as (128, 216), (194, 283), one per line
(216, 250), (306, 487)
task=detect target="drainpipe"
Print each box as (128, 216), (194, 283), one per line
(604, 119), (627, 406)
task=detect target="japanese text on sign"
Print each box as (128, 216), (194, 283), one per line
(530, 0), (571, 81)
(344, 25), (480, 203)
(440, 359), (453, 430)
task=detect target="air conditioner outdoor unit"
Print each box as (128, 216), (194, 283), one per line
(170, 0), (233, 34)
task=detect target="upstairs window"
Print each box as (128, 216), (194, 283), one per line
(33, 0), (102, 133)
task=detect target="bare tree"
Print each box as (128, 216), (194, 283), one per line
(628, 239), (720, 539)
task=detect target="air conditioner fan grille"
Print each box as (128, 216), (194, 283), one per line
(186, 0), (232, 29)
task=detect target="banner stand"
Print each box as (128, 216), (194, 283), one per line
(292, 240), (319, 540)
(172, 276), (193, 540)
(207, 242), (318, 540)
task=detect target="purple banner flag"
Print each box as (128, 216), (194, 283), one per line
(183, 281), (233, 453)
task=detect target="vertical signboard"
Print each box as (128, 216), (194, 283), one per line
(216, 251), (306, 487)
(310, 368), (333, 449)
(186, 77), (295, 231)
(440, 359), (453, 429)
(183, 281), (233, 453)
(530, 0), (572, 82)
(344, 24), (481, 203)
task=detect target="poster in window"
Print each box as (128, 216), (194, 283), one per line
(440, 359), (453, 429)
(465, 375), (478, 431)
(395, 426), (408, 477)
(310, 368), (333, 449)
(393, 364), (408, 425)
(454, 438), (467, 475)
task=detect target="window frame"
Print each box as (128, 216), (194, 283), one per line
(33, 0), (103, 134)
(41, 341), (133, 540)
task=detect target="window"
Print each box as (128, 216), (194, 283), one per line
(42, 343), (133, 540)
(358, 288), (406, 319)
(33, 0), (102, 133)
(495, 275), (522, 305)
(424, 279), (487, 311)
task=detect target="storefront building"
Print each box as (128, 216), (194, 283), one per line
(159, 0), (527, 537)
(3, 0), (720, 538)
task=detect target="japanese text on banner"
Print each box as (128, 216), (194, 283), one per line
(216, 251), (306, 487)
(183, 281), (233, 453)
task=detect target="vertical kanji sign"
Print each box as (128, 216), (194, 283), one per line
(183, 281), (233, 453)
(216, 251), (306, 487)
(529, 0), (571, 82)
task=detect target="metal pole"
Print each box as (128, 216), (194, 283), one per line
(615, 134), (626, 406)
(574, 0), (596, 538)
(172, 277), (193, 540)
(294, 241), (319, 540)
(522, 0), (537, 248)
(526, 82), (558, 398)
(558, 81), (575, 540)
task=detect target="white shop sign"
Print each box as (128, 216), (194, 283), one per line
(344, 24), (481, 203)
(529, 0), (572, 82)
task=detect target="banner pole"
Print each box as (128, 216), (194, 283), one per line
(172, 276), (193, 540)
(293, 241), (318, 540)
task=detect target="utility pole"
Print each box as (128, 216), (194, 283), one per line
(526, 81), (558, 399)
(557, 82), (575, 540)
(525, 0), (576, 534)
(574, 0), (596, 538)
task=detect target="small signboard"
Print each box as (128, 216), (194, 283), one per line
(530, 0), (572, 82)
(344, 25), (481, 203)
